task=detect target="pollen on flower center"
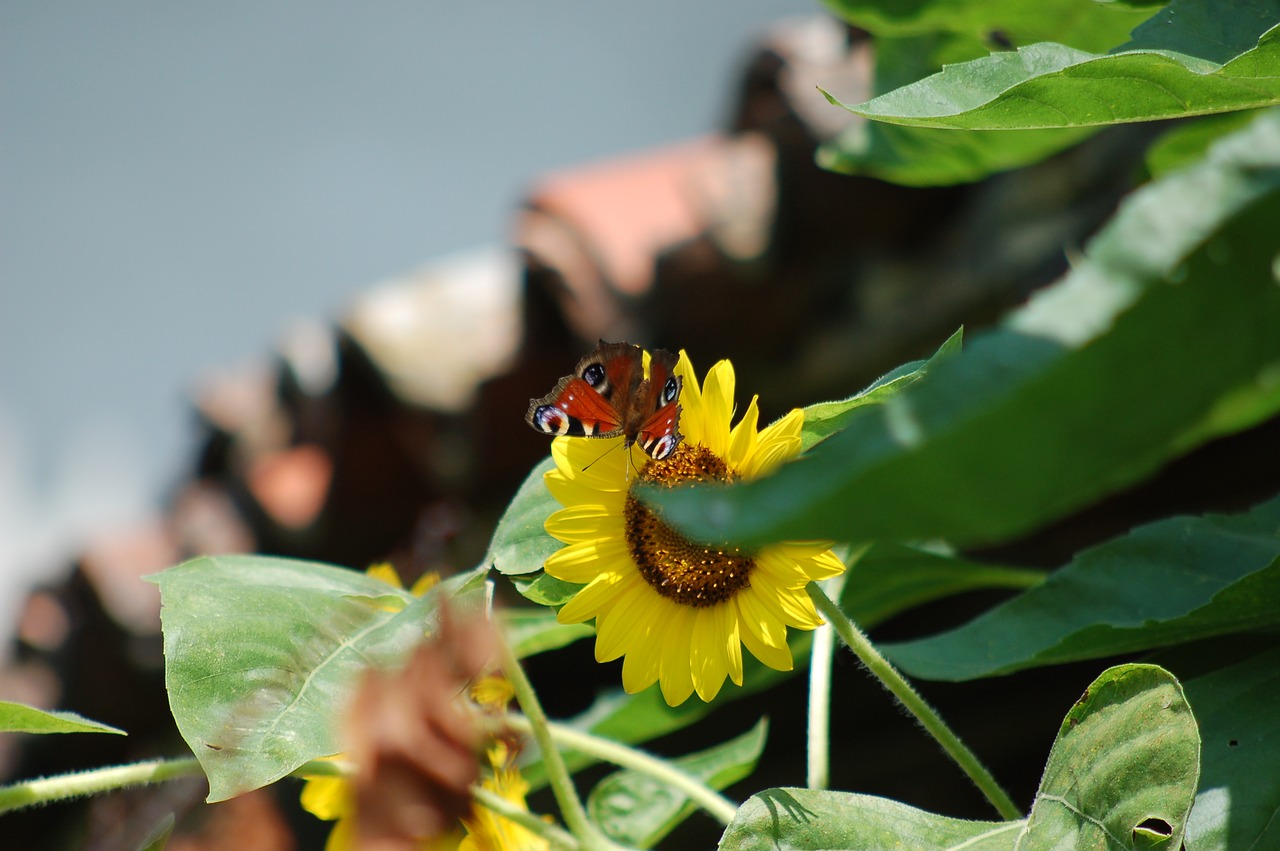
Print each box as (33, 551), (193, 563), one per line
(623, 444), (754, 608)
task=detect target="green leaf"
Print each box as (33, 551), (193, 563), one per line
(0, 701), (126, 736)
(590, 719), (767, 849)
(800, 327), (963, 451)
(1182, 646), (1280, 850)
(649, 109), (1280, 550)
(149, 555), (487, 802)
(818, 119), (1096, 185)
(841, 542), (1045, 628)
(487, 456), (559, 576)
(881, 492), (1280, 681)
(523, 641), (804, 790)
(1144, 110), (1263, 177)
(511, 572), (584, 607)
(1017, 664), (1199, 849)
(825, 16), (1280, 130)
(822, 0), (1154, 49)
(719, 787), (1022, 849)
(501, 607), (593, 658)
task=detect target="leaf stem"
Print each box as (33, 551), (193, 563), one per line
(507, 715), (740, 826)
(498, 632), (621, 850)
(0, 757), (205, 816)
(470, 783), (580, 850)
(808, 584), (1021, 820)
(807, 581), (839, 791)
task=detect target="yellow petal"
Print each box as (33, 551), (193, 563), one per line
(544, 538), (633, 584)
(658, 608), (697, 706)
(552, 435), (629, 492)
(363, 563), (403, 589)
(299, 774), (351, 821)
(735, 585), (789, 650)
(755, 548), (816, 589)
(772, 585), (825, 630)
(737, 593), (795, 672)
(690, 606), (730, 702)
(701, 360), (736, 454)
(674, 351), (704, 447)
(557, 571), (639, 625)
(794, 549), (847, 581)
(594, 584), (654, 662)
(544, 504), (623, 543)
(619, 592), (668, 693)
(727, 395), (759, 470)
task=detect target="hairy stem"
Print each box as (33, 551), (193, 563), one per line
(808, 584), (1021, 820)
(0, 757), (204, 815)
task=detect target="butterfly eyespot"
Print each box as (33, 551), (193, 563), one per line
(649, 434), (677, 460)
(662, 376), (679, 403)
(583, 364), (606, 387)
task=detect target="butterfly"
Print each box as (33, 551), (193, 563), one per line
(526, 341), (683, 461)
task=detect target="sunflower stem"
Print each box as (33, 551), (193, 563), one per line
(507, 714), (740, 826)
(471, 783), (581, 850)
(0, 757), (205, 815)
(498, 634), (620, 850)
(807, 584), (1021, 820)
(806, 574), (844, 791)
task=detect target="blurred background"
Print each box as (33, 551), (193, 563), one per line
(0, 1), (808, 635)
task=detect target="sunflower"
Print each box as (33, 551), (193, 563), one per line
(543, 351), (845, 705)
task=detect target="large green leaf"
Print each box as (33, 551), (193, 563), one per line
(818, 118), (1096, 186)
(800, 326), (963, 451)
(0, 701), (126, 736)
(1182, 646), (1280, 850)
(822, 0), (1154, 49)
(487, 456), (558, 576)
(150, 555), (487, 801)
(589, 720), (767, 849)
(1017, 664), (1200, 849)
(825, 4), (1280, 130)
(881, 492), (1280, 681)
(841, 542), (1044, 629)
(718, 788), (1022, 850)
(501, 607), (594, 658)
(648, 109), (1280, 550)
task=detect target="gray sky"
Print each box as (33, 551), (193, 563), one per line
(0, 1), (814, 624)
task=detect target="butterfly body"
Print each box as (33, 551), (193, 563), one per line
(526, 341), (683, 460)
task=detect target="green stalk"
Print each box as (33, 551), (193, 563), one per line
(471, 784), (580, 850)
(498, 634), (623, 851)
(507, 715), (739, 826)
(807, 596), (837, 791)
(0, 757), (204, 815)
(808, 584), (1021, 820)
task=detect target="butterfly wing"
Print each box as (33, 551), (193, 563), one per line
(634, 348), (683, 460)
(525, 342), (644, 439)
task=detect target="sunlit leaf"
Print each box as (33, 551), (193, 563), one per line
(842, 542), (1044, 628)
(1182, 645), (1280, 850)
(650, 109), (1280, 551)
(487, 456), (558, 576)
(801, 327), (963, 451)
(882, 492), (1280, 680)
(1017, 664), (1199, 849)
(0, 701), (126, 736)
(502, 607), (593, 658)
(590, 720), (767, 849)
(719, 787), (1022, 849)
(150, 555), (487, 801)
(824, 6), (1280, 130)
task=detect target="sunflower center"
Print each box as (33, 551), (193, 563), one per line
(623, 444), (754, 608)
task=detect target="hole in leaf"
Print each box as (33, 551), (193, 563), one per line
(1229, 739), (1239, 747)
(1134, 818), (1173, 839)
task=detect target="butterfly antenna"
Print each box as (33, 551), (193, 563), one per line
(582, 439), (625, 473)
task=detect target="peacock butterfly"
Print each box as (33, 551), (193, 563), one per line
(526, 341), (683, 460)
